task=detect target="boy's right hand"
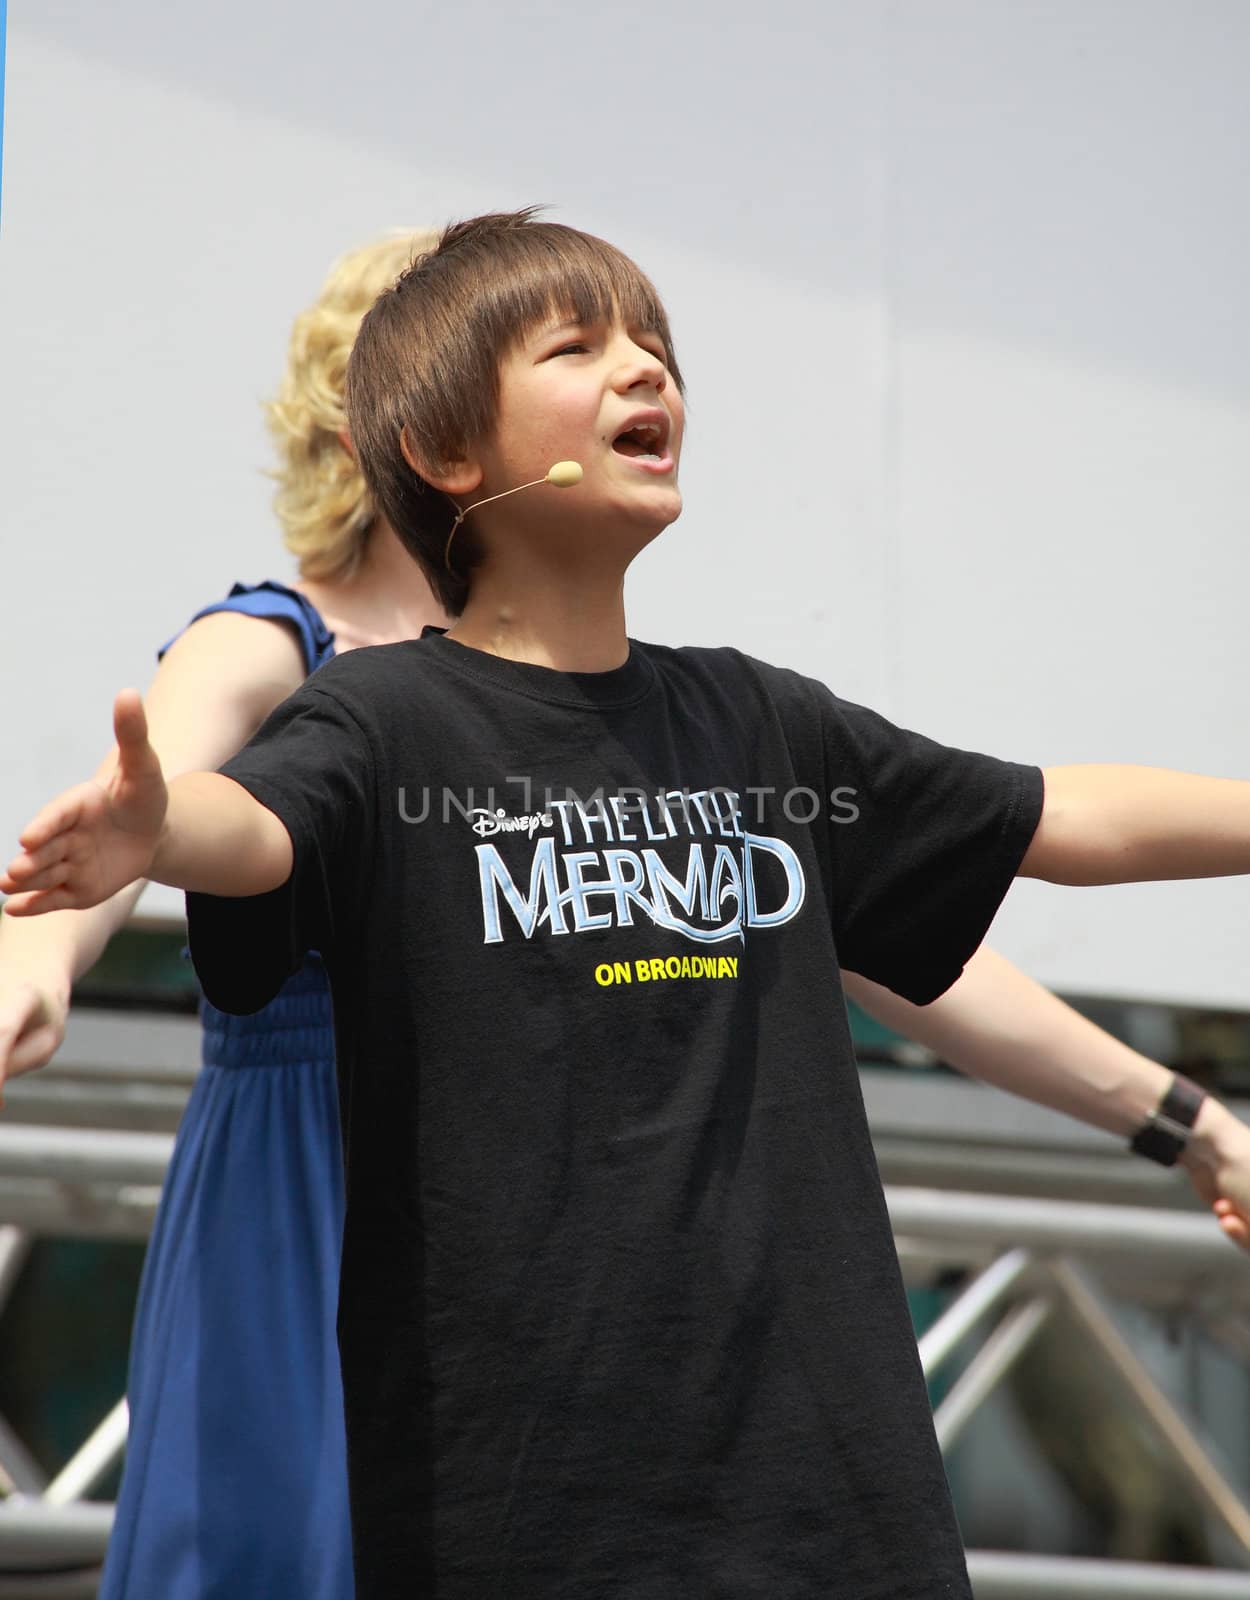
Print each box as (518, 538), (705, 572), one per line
(0, 691), (168, 916)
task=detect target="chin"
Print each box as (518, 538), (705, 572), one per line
(632, 484), (683, 523)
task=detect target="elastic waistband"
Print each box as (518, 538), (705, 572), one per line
(200, 1012), (336, 1070)
(200, 958), (335, 1070)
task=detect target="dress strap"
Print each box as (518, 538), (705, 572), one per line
(158, 581), (335, 675)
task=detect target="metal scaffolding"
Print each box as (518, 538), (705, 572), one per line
(2, 1013), (1249, 1597)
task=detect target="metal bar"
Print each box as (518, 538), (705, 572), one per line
(0, 1080), (191, 1132)
(917, 1246), (1033, 1380)
(43, 1402), (128, 1508)
(52, 1011), (200, 1082)
(966, 1550), (1250, 1597)
(932, 1295), (1051, 1453)
(0, 1415), (47, 1498)
(0, 1180), (161, 1241)
(0, 1229), (31, 1317)
(1050, 1260), (1250, 1560)
(0, 1573), (103, 1599)
(887, 1186), (1239, 1273)
(0, 1165), (1227, 1264)
(875, 1137), (1185, 1209)
(0, 1125), (172, 1186)
(1205, 1315), (1250, 1369)
(862, 1069), (1144, 1152)
(0, 1501), (112, 1566)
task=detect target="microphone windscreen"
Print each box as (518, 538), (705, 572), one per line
(546, 460), (583, 488)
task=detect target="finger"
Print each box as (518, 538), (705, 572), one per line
(0, 854), (71, 897)
(15, 787), (89, 853)
(3, 835), (71, 885)
(1, 886), (81, 917)
(1218, 1214), (1250, 1249)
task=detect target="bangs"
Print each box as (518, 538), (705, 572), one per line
(463, 224), (683, 390)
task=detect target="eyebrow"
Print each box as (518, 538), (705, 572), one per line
(528, 313), (668, 356)
(539, 314), (662, 339)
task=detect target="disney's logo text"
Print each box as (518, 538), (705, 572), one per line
(467, 807), (554, 840)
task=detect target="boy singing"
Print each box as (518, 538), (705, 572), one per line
(6, 212), (1250, 1598)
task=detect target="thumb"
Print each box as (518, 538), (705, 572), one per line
(0, 1010), (23, 1074)
(113, 690), (160, 779)
(113, 689), (149, 752)
(0, 994), (49, 1082)
(9, 1023), (62, 1077)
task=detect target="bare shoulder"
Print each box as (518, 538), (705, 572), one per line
(159, 610), (307, 693)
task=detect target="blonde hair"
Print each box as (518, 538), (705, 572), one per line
(265, 230), (441, 581)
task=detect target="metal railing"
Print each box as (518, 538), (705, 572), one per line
(1, 1012), (1249, 1598)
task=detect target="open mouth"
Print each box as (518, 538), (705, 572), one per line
(612, 418), (669, 460)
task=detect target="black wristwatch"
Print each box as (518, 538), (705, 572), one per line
(1129, 1074), (1207, 1167)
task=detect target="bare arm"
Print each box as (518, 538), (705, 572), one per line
(0, 612), (306, 1086)
(153, 770), (294, 895)
(0, 883), (147, 1079)
(1, 693), (293, 907)
(844, 947), (1250, 1250)
(1022, 766), (1250, 884)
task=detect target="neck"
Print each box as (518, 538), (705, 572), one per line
(297, 521), (447, 650)
(449, 561), (630, 672)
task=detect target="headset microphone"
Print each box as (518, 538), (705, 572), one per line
(444, 461), (583, 572)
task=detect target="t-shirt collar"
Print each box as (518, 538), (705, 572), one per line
(418, 627), (655, 712)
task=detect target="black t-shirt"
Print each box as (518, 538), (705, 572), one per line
(188, 635), (1043, 1600)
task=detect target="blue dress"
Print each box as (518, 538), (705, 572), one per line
(99, 583), (353, 1600)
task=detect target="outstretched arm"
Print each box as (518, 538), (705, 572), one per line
(844, 946), (1250, 1251)
(1, 690), (292, 913)
(0, 610), (307, 1095)
(1023, 766), (1250, 883)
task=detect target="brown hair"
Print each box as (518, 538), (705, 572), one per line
(345, 209), (683, 614)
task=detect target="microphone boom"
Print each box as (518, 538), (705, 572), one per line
(444, 461), (583, 572)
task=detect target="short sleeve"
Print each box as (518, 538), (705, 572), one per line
(809, 686), (1043, 1004)
(157, 581), (336, 675)
(186, 683), (374, 1014)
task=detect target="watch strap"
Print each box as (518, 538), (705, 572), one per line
(1129, 1074), (1206, 1167)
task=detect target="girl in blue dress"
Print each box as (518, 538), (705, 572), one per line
(0, 230), (445, 1597)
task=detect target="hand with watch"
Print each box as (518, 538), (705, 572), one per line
(1139, 1073), (1250, 1251)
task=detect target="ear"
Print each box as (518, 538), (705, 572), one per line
(337, 427), (357, 461)
(400, 426), (482, 497)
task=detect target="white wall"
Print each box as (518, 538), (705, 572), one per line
(3, 1), (1249, 1004)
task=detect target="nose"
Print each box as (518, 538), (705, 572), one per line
(610, 333), (667, 395)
